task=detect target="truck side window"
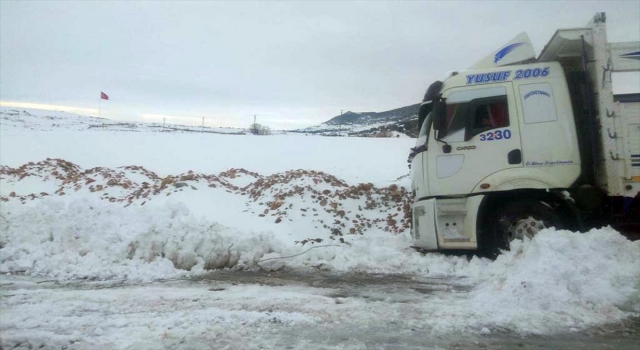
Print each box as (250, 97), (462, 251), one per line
(437, 104), (469, 142)
(439, 86), (508, 142)
(467, 97), (509, 139)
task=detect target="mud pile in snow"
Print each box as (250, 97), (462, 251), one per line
(1, 159), (411, 239)
(0, 159), (412, 281)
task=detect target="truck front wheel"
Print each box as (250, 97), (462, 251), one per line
(491, 200), (563, 252)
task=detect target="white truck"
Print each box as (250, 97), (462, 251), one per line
(408, 12), (640, 255)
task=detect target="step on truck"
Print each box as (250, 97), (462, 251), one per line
(408, 12), (640, 255)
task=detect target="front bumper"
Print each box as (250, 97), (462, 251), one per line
(411, 196), (483, 250)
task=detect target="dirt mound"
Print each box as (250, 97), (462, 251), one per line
(1, 159), (412, 237)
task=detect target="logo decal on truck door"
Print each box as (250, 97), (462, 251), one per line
(620, 50), (640, 60)
(525, 160), (574, 167)
(523, 90), (551, 99)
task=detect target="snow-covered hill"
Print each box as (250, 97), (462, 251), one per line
(292, 104), (420, 137)
(0, 108), (247, 134)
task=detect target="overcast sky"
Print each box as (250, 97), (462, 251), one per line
(1, 1), (639, 129)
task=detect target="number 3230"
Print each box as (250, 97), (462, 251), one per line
(480, 129), (512, 141)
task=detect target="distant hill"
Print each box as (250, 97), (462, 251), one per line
(0, 108), (248, 135)
(292, 103), (421, 138)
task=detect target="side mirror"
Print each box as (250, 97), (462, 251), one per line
(432, 99), (446, 131)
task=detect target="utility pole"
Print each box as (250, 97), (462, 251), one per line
(163, 117), (165, 129)
(340, 110), (343, 137)
(201, 117), (204, 133)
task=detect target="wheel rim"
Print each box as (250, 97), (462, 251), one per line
(489, 201), (563, 254)
(498, 215), (547, 242)
(508, 217), (546, 240)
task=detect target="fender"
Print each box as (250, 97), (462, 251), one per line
(470, 166), (581, 193)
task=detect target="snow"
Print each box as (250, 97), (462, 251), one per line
(1, 108), (639, 348)
(1, 109), (413, 185)
(467, 228), (640, 333)
(0, 107), (246, 134)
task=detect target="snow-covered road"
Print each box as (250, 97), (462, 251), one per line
(2, 272), (639, 350)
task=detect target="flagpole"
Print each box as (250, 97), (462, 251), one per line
(99, 96), (102, 118)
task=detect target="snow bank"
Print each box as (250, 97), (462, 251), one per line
(466, 228), (640, 333)
(0, 194), (421, 281)
(1, 159), (413, 245)
(0, 198), (282, 281)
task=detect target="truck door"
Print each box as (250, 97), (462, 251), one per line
(426, 84), (523, 196)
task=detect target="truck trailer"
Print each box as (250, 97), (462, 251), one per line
(408, 12), (640, 255)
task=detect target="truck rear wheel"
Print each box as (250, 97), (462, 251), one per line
(490, 200), (563, 253)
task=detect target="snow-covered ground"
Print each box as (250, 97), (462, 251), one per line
(1, 108), (639, 349)
(0, 108), (247, 134)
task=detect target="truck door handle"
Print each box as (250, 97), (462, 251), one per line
(508, 149), (522, 164)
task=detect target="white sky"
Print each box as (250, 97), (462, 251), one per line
(1, 1), (639, 129)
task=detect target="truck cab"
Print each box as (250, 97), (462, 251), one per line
(409, 13), (640, 254)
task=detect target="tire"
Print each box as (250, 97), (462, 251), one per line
(489, 200), (563, 254)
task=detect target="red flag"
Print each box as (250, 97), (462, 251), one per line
(101, 92), (109, 100)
